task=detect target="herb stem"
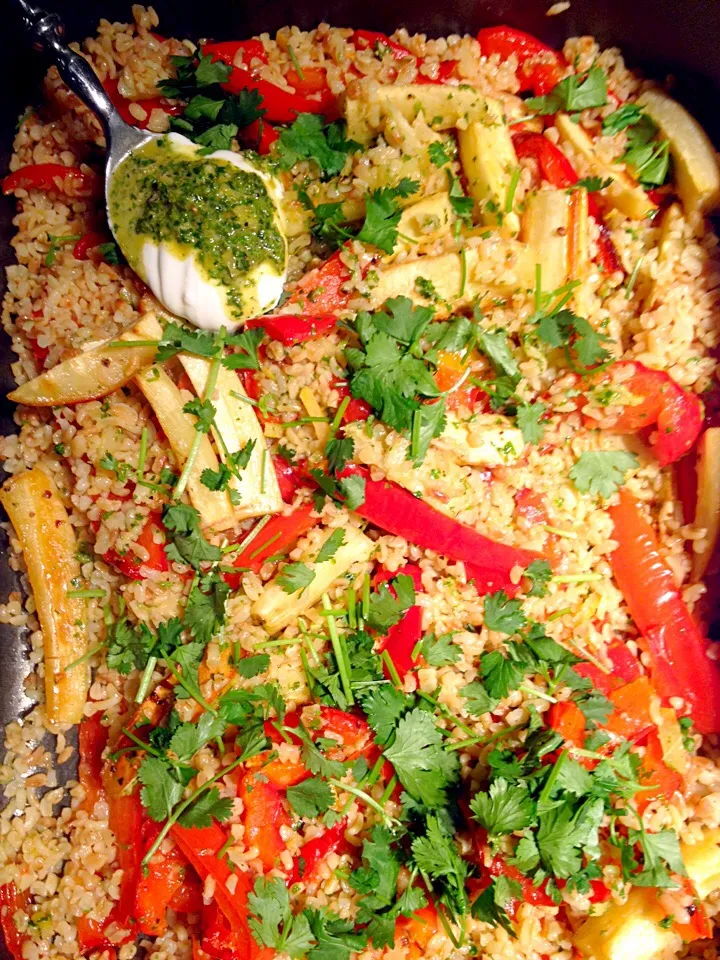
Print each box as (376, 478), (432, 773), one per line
(323, 594), (354, 706)
(328, 778), (397, 825)
(135, 655), (158, 703)
(418, 691), (476, 739)
(347, 587), (357, 629)
(379, 775), (397, 805)
(67, 588), (106, 599)
(136, 427), (148, 482)
(505, 165), (521, 213)
(327, 397), (350, 444)
(459, 248), (467, 298)
(163, 659), (217, 715)
(380, 650), (402, 689)
(446, 721), (524, 752)
(121, 726), (162, 757)
(542, 524), (578, 539)
(64, 642), (105, 671)
(174, 330), (225, 500)
(551, 573), (603, 584)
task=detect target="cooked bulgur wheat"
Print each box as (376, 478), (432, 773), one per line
(1, 7), (720, 960)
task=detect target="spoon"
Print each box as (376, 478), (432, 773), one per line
(12, 0), (289, 331)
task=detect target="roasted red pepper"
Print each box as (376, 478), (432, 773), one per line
(273, 454), (310, 503)
(586, 361), (703, 466)
(477, 26), (565, 95)
(171, 821), (253, 944)
(204, 45), (338, 123)
(102, 77), (182, 129)
(241, 118), (280, 155)
(73, 231), (110, 261)
(224, 504), (318, 587)
(513, 131), (622, 275)
(135, 820), (187, 937)
(78, 713), (107, 813)
(342, 465), (538, 594)
(318, 706), (373, 760)
(548, 700), (586, 747)
(635, 729), (684, 812)
(0, 883), (29, 960)
(246, 751), (310, 788)
(286, 66), (331, 96)
(286, 819), (351, 886)
(99, 756), (143, 942)
(203, 39), (269, 66)
(168, 876), (204, 914)
(672, 876), (714, 941)
(103, 511), (170, 580)
(483, 856), (555, 913)
(284, 248), (353, 314)
(609, 490), (720, 733)
(604, 676), (656, 743)
(247, 313), (337, 346)
(331, 377), (372, 424)
(575, 640), (641, 696)
(394, 903), (438, 960)
(353, 29), (415, 60)
(238, 771), (290, 871)
(2, 163), (99, 197)
(375, 564), (424, 680)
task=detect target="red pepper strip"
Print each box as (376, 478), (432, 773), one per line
(375, 563), (425, 680)
(238, 771), (290, 871)
(2, 163), (99, 197)
(135, 820), (187, 937)
(168, 876), (204, 914)
(73, 231), (109, 261)
(394, 903), (438, 960)
(78, 713), (107, 814)
(575, 640), (641, 696)
(103, 511), (170, 580)
(548, 700), (586, 747)
(223, 504), (318, 587)
(286, 66), (330, 96)
(416, 60), (459, 84)
(586, 361), (703, 465)
(609, 490), (720, 733)
(200, 901), (252, 960)
(102, 77), (182, 129)
(284, 248), (352, 314)
(318, 706), (374, 760)
(247, 313), (337, 346)
(353, 29), (414, 60)
(604, 676), (657, 743)
(477, 26), (565, 95)
(0, 883), (29, 960)
(203, 39), (269, 66)
(203, 46), (338, 124)
(286, 819), (351, 886)
(672, 876), (714, 941)
(274, 455), (304, 503)
(241, 118), (280, 155)
(635, 729), (684, 813)
(342, 464), (538, 594)
(486, 856), (555, 913)
(513, 132), (622, 275)
(330, 378), (372, 424)
(246, 750), (310, 788)
(171, 822), (254, 947)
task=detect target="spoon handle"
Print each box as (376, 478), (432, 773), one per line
(13, 0), (116, 139)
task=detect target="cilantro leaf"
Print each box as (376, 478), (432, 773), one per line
(524, 559), (552, 598)
(325, 437), (354, 475)
(106, 616), (155, 674)
(417, 632), (461, 667)
(470, 777), (536, 837)
(248, 877), (316, 958)
(527, 66), (607, 115)
(277, 114), (359, 179)
(483, 590), (527, 635)
(357, 179), (420, 254)
(184, 571), (230, 644)
(575, 175), (613, 192)
(286, 776), (334, 818)
(236, 653), (270, 678)
(384, 708), (459, 807)
(630, 828), (685, 888)
(137, 757), (184, 822)
(338, 474), (366, 510)
(169, 711), (227, 762)
(360, 684), (411, 744)
(477, 329), (520, 380)
(516, 401), (546, 445)
(471, 875), (521, 936)
(179, 786), (233, 828)
(570, 450), (638, 498)
(163, 503), (222, 568)
(411, 815), (468, 919)
(602, 103), (645, 135)
(277, 561), (316, 595)
(224, 328), (265, 371)
(460, 680), (498, 716)
(366, 575), (415, 633)
(305, 909), (364, 960)
(428, 141), (451, 167)
(481, 650), (524, 700)
(316, 528), (346, 563)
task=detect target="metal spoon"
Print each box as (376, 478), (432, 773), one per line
(13, 0), (155, 227)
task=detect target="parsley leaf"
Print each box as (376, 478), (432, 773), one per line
(163, 503), (222, 568)
(325, 437), (354, 475)
(516, 401), (546, 445)
(106, 616), (155, 674)
(411, 815), (469, 920)
(460, 680), (498, 716)
(360, 684), (411, 744)
(286, 776), (334, 818)
(248, 877), (315, 958)
(137, 757), (184, 822)
(525, 559), (553, 598)
(179, 787), (233, 828)
(575, 175), (613, 192)
(416, 631), (461, 667)
(366, 574), (415, 633)
(602, 103), (645, 135)
(483, 590), (527, 635)
(316, 528), (346, 563)
(569, 450), (638, 498)
(470, 778), (536, 837)
(184, 570), (230, 643)
(428, 141), (451, 167)
(236, 653), (271, 678)
(338, 474), (366, 510)
(481, 650), (524, 701)
(169, 711), (227, 762)
(277, 561), (316, 595)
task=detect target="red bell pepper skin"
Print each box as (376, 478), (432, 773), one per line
(286, 66), (330, 96)
(284, 248), (353, 314)
(102, 77), (182, 129)
(223, 504), (318, 587)
(0, 883), (28, 960)
(78, 713), (107, 814)
(171, 821), (253, 947)
(672, 876), (714, 941)
(246, 751), (310, 788)
(318, 706), (373, 760)
(575, 640), (641, 696)
(200, 901), (251, 960)
(477, 26), (565, 95)
(135, 820), (187, 937)
(485, 856), (556, 913)
(247, 313), (337, 346)
(103, 511), (170, 580)
(203, 39), (268, 67)
(168, 875), (204, 914)
(603, 676), (656, 743)
(73, 231), (110, 261)
(394, 903), (438, 959)
(286, 819), (351, 886)
(238, 771), (290, 871)
(342, 464), (539, 594)
(375, 564), (424, 680)
(548, 700), (586, 747)
(273, 454), (306, 503)
(609, 490), (720, 733)
(587, 361), (702, 465)
(330, 378), (372, 424)
(241, 118), (280, 155)
(635, 730), (684, 813)
(353, 30), (414, 60)
(513, 132), (622, 276)
(416, 60), (459, 84)
(2, 163), (99, 197)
